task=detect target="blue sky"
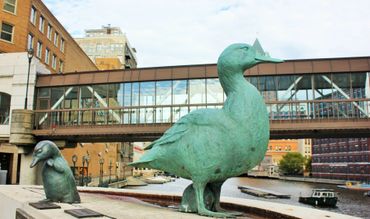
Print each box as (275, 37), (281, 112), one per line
(43, 0), (370, 67)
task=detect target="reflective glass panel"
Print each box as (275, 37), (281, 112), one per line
(63, 87), (78, 109)
(140, 82), (155, 106)
(132, 83), (139, 106)
(123, 83), (131, 106)
(156, 107), (171, 123)
(172, 106), (188, 122)
(80, 86), (93, 108)
(51, 87), (64, 109)
(108, 83), (122, 107)
(206, 78), (224, 103)
(189, 79), (206, 104)
(156, 81), (172, 105)
(92, 84), (108, 108)
(331, 73), (350, 99)
(38, 88), (50, 98)
(314, 74), (332, 100)
(350, 72), (367, 98)
(246, 77), (259, 90)
(173, 80), (188, 105)
(258, 76), (277, 101)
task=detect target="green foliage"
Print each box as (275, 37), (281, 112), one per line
(279, 152), (305, 176)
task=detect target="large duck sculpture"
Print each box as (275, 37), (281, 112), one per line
(130, 43), (282, 217)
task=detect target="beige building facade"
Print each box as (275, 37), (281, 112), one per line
(75, 26), (137, 70)
(0, 52), (50, 184)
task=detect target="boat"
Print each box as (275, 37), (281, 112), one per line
(337, 181), (370, 191)
(299, 189), (338, 207)
(364, 191), (370, 197)
(144, 176), (172, 184)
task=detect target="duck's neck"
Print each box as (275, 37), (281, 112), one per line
(218, 67), (248, 96)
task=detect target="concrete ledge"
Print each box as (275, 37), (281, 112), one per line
(0, 185), (360, 219)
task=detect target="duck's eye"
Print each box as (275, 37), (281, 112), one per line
(36, 149), (42, 153)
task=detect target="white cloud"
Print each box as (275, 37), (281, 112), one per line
(43, 0), (370, 67)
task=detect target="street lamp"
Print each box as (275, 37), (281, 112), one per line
(24, 48), (34, 109)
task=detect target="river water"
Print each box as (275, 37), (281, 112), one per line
(127, 177), (370, 218)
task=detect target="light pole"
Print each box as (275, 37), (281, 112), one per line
(24, 48), (34, 109)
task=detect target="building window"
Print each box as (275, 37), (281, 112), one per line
(30, 6), (37, 25)
(60, 38), (65, 52)
(59, 60), (64, 72)
(54, 32), (59, 46)
(0, 22), (14, 42)
(47, 24), (52, 40)
(45, 48), (50, 64)
(39, 15), (44, 33)
(3, 0), (16, 14)
(52, 54), (57, 69)
(0, 92), (11, 125)
(36, 41), (42, 58)
(27, 33), (33, 49)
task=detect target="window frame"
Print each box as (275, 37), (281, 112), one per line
(52, 54), (57, 69)
(53, 31), (59, 47)
(3, 0), (17, 14)
(38, 15), (45, 33)
(0, 22), (14, 43)
(45, 48), (50, 65)
(27, 33), (34, 49)
(30, 6), (37, 25)
(59, 59), (64, 72)
(60, 38), (65, 52)
(36, 41), (42, 58)
(47, 24), (52, 40)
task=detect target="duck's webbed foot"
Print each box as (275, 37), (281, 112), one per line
(213, 205), (243, 216)
(39, 198), (52, 203)
(209, 182), (243, 216)
(179, 184), (197, 213)
(193, 181), (235, 218)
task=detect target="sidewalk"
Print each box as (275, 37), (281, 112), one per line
(0, 185), (360, 219)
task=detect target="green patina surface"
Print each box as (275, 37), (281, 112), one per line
(30, 140), (81, 203)
(129, 43), (282, 217)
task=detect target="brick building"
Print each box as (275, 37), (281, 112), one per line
(266, 139), (300, 165)
(312, 138), (370, 181)
(0, 0), (97, 73)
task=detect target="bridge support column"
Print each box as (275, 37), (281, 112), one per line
(19, 150), (41, 185)
(9, 109), (35, 145)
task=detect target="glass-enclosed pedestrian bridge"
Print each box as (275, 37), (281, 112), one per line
(32, 56), (370, 142)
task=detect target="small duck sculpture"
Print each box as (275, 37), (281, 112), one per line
(30, 140), (80, 203)
(130, 43), (282, 217)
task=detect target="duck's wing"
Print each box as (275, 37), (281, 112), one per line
(46, 158), (65, 173)
(145, 109), (226, 150)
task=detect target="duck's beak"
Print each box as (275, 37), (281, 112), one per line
(30, 157), (40, 168)
(255, 53), (284, 63)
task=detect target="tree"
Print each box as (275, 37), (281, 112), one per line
(278, 152), (305, 176)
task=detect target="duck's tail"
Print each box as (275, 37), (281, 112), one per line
(128, 159), (154, 169)
(128, 148), (159, 169)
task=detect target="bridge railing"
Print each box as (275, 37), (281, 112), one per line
(33, 99), (370, 130)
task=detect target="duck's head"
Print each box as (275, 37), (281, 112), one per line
(30, 140), (60, 168)
(218, 43), (283, 73)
